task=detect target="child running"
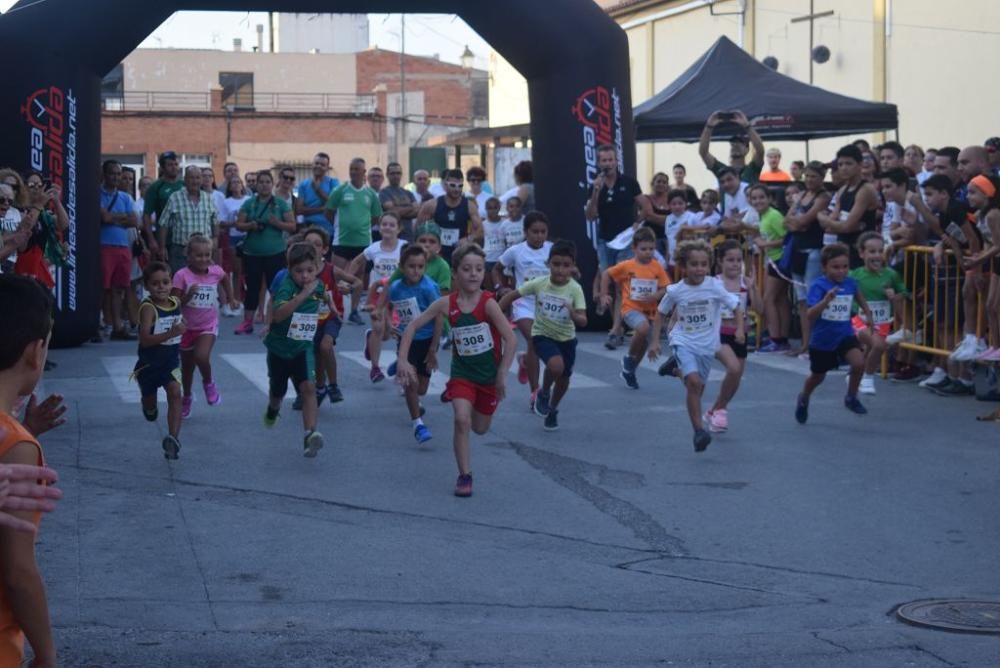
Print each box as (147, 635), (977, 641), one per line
(263, 243), (331, 457)
(648, 240), (743, 452)
(171, 234), (229, 417)
(703, 240), (751, 432)
(849, 232), (907, 395)
(599, 227), (670, 390)
(134, 261), (185, 459)
(386, 244), (442, 443)
(482, 196), (506, 276)
(398, 244), (516, 497)
(498, 240), (587, 430)
(352, 213), (407, 382)
(493, 211), (553, 409)
(795, 243), (873, 424)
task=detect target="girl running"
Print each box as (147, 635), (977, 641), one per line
(171, 234), (229, 418)
(397, 244), (516, 497)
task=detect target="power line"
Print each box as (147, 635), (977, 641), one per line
(758, 6), (1000, 38)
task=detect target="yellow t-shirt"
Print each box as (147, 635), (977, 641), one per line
(607, 258), (671, 318)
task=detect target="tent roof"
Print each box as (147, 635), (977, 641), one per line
(633, 36), (897, 142)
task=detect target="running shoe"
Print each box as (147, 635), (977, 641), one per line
(930, 379), (975, 397)
(347, 311), (365, 326)
(620, 355), (639, 389)
(757, 340), (790, 353)
(843, 395), (868, 414)
(795, 394), (809, 424)
(181, 395), (193, 419)
(316, 385), (328, 406)
(984, 348), (1000, 362)
(142, 406), (158, 422)
(220, 304), (234, 318)
(234, 320), (254, 335)
(976, 347), (999, 361)
(693, 428), (712, 452)
(454, 473), (473, 497)
(705, 408), (728, 433)
(950, 337), (984, 362)
(370, 366), (385, 383)
(387, 360), (398, 377)
(517, 352), (528, 385)
(529, 389), (538, 412)
(889, 365), (922, 382)
(363, 329), (372, 360)
(292, 394), (303, 411)
(604, 333), (624, 350)
(534, 389), (551, 418)
(263, 406), (280, 427)
(414, 423), (432, 444)
(657, 355), (679, 378)
(304, 430), (324, 458)
(858, 375), (876, 395)
(544, 409), (559, 431)
(204, 382), (221, 406)
(161, 435), (180, 460)
(919, 368), (949, 389)
(885, 328), (913, 345)
(327, 384), (344, 403)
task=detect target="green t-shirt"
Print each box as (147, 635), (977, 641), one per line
(758, 207), (786, 262)
(325, 183), (382, 248)
(143, 178), (184, 220)
(710, 158), (761, 185)
(390, 255), (452, 294)
(517, 276), (586, 342)
(849, 266), (908, 324)
(264, 275), (326, 359)
(240, 195), (291, 257)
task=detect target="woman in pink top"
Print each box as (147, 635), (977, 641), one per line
(171, 234), (230, 418)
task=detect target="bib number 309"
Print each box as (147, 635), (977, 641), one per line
(288, 312), (319, 341)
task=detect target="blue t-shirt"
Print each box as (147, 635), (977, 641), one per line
(297, 176), (341, 231)
(99, 187), (136, 247)
(389, 275), (440, 340)
(807, 275), (858, 351)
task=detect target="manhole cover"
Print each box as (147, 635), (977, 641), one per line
(896, 599), (1000, 634)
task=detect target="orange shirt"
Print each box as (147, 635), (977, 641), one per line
(0, 413), (44, 667)
(607, 258), (671, 317)
(758, 169), (792, 183)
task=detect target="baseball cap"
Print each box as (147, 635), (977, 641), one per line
(159, 151), (178, 164)
(415, 222), (442, 240)
(985, 137), (1000, 152)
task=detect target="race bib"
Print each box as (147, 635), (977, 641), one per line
(868, 300), (892, 325)
(453, 322), (494, 356)
(821, 294), (853, 322)
(288, 312), (319, 341)
(154, 315), (182, 346)
(679, 303), (711, 334)
(188, 284), (217, 310)
(392, 297), (420, 328)
(629, 278), (658, 302)
(537, 292), (570, 322)
(720, 293), (747, 320)
(822, 232), (839, 246)
(485, 234), (505, 254)
(375, 260), (399, 278)
(521, 266), (548, 284)
(440, 227), (460, 247)
(504, 229), (524, 246)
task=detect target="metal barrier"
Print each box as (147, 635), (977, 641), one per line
(898, 245), (983, 357)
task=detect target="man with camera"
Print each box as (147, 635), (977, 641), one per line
(698, 110), (765, 185)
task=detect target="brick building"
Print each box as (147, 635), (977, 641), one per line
(101, 46), (487, 183)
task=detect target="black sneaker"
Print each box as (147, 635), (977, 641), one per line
(923, 375), (952, 391)
(534, 389), (551, 417)
(693, 428), (712, 452)
(657, 355), (679, 378)
(161, 435), (180, 460)
(621, 355), (640, 389)
(604, 333), (623, 350)
(843, 394), (868, 414)
(931, 379), (975, 397)
(327, 384), (344, 403)
(143, 406), (158, 422)
(544, 409), (559, 431)
(795, 394), (809, 424)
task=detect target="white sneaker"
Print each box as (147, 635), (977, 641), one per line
(950, 337), (980, 362)
(859, 374), (876, 395)
(220, 305), (233, 317)
(919, 367), (948, 388)
(885, 328), (912, 345)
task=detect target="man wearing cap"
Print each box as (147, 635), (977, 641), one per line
(698, 110), (765, 185)
(157, 165), (219, 273)
(142, 151), (184, 260)
(985, 138), (1000, 177)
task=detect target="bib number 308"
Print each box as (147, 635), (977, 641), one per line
(453, 323), (494, 356)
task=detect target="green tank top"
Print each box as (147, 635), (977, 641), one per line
(448, 291), (501, 385)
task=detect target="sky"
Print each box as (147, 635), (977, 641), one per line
(0, 4), (491, 68)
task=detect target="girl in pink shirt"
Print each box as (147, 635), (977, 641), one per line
(172, 234), (230, 418)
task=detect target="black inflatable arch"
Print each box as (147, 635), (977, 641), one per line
(0, 0), (634, 346)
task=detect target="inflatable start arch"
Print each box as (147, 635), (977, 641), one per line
(0, 0), (634, 346)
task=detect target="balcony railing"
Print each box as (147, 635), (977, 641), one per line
(102, 91), (378, 114)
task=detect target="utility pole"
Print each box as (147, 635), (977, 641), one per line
(399, 15), (406, 171)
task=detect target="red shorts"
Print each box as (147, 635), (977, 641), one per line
(851, 316), (891, 338)
(101, 245), (132, 290)
(445, 377), (499, 416)
(180, 327), (218, 351)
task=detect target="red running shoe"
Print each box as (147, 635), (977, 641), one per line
(454, 473), (473, 497)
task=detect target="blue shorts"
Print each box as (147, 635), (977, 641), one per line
(532, 335), (577, 378)
(673, 345), (713, 383)
(596, 239), (634, 272)
(314, 317), (342, 346)
(134, 358), (180, 399)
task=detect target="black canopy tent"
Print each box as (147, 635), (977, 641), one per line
(633, 36), (897, 142)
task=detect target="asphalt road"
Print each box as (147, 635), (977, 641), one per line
(31, 320), (1000, 667)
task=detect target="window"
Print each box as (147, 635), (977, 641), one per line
(101, 64), (124, 110)
(220, 72), (254, 110)
(180, 154), (211, 170)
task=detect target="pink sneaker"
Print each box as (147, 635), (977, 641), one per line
(204, 382), (221, 406)
(976, 347), (998, 361)
(181, 395), (193, 419)
(711, 408), (729, 432)
(984, 347), (1000, 362)
(234, 320), (253, 335)
(370, 366), (385, 383)
(517, 353), (528, 385)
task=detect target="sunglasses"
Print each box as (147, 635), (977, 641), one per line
(282, 175), (295, 181)
(27, 182), (43, 189)
(387, 171), (402, 176)
(0, 197), (12, 205)
(445, 182), (464, 188)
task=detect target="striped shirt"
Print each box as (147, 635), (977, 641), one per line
(160, 188), (218, 246)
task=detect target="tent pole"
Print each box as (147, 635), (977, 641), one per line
(805, 140), (810, 163)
